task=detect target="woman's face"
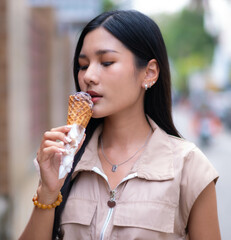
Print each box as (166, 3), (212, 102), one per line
(78, 27), (146, 119)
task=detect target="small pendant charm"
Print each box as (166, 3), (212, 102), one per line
(107, 200), (116, 208)
(108, 190), (116, 208)
(112, 165), (118, 172)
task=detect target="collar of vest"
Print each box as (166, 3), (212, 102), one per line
(72, 116), (176, 181)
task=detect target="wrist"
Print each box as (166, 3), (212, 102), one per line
(37, 185), (61, 205)
(33, 187), (62, 209)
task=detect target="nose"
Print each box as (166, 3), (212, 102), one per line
(83, 63), (99, 85)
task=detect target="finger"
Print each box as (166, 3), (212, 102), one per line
(50, 125), (72, 133)
(43, 131), (70, 144)
(45, 146), (66, 154)
(37, 146), (64, 163)
(81, 134), (86, 145)
(43, 140), (65, 148)
(52, 152), (63, 171)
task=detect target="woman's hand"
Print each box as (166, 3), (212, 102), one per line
(36, 125), (84, 202)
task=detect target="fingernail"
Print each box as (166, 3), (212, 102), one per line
(59, 148), (66, 153)
(65, 136), (72, 143)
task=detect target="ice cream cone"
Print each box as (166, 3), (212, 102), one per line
(67, 92), (93, 128)
(58, 92), (93, 179)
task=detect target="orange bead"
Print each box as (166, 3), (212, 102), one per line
(32, 191), (62, 209)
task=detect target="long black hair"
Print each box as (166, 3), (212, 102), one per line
(53, 10), (180, 239)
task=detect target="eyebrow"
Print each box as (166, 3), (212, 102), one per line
(79, 49), (119, 59)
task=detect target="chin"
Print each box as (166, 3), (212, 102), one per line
(92, 112), (106, 119)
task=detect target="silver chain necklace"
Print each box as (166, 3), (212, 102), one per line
(100, 128), (152, 172)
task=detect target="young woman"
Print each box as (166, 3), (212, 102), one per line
(19, 10), (221, 240)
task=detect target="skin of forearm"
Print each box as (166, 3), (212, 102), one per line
(19, 186), (59, 240)
(19, 207), (55, 240)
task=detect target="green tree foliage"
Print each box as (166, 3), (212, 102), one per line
(103, 0), (116, 12)
(159, 9), (215, 93)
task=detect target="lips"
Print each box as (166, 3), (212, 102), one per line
(86, 91), (102, 104)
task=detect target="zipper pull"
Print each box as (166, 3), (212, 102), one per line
(107, 190), (116, 208)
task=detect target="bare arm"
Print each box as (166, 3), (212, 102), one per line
(187, 181), (221, 240)
(19, 125), (84, 240)
(19, 200), (56, 240)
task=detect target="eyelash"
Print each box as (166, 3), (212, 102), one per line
(102, 61), (114, 67)
(78, 62), (114, 71)
(78, 65), (88, 71)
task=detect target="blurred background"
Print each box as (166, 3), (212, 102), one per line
(0, 0), (230, 239)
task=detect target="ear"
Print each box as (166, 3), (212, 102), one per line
(142, 59), (159, 90)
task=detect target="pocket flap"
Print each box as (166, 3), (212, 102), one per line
(113, 201), (175, 233)
(61, 198), (97, 226)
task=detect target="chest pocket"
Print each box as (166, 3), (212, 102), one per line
(60, 198), (97, 240)
(113, 201), (177, 239)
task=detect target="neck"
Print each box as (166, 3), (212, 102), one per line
(101, 111), (151, 149)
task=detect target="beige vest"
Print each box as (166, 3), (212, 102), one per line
(60, 119), (218, 240)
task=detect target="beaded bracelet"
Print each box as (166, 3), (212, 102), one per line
(32, 191), (62, 209)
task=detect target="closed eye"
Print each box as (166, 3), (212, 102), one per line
(102, 62), (114, 67)
(78, 65), (88, 71)
(78, 61), (114, 71)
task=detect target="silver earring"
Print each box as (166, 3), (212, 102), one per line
(149, 82), (152, 88)
(145, 84), (148, 90)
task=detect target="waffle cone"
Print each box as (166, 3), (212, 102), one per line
(67, 92), (93, 128)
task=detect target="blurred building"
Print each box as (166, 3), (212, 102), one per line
(204, 0), (231, 89)
(0, 0), (102, 239)
(0, 0), (10, 239)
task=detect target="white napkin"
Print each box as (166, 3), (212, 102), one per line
(58, 124), (85, 179)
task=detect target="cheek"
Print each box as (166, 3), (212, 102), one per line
(108, 63), (135, 86)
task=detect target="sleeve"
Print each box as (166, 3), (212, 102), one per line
(180, 146), (219, 226)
